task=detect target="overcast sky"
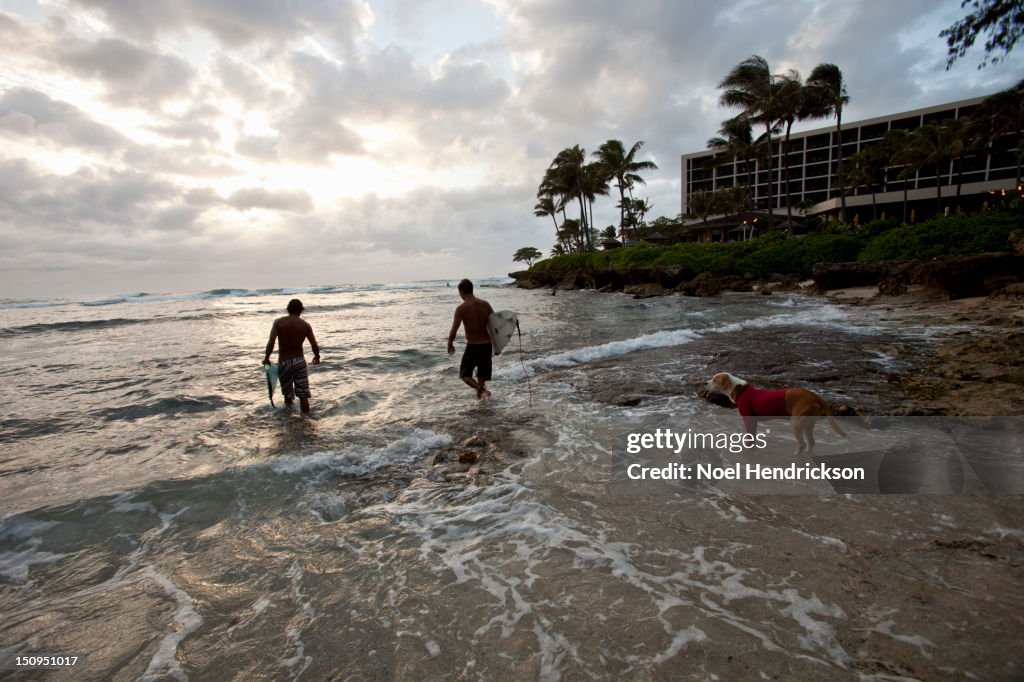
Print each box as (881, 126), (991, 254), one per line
(1, 0), (1021, 298)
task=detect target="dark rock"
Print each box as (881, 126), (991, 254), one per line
(1010, 229), (1024, 254)
(458, 451), (480, 465)
(993, 282), (1024, 298)
(878, 277), (908, 296)
(902, 253), (1024, 299)
(460, 435), (488, 449)
(625, 283), (668, 298)
(812, 262), (891, 290)
(720, 275), (753, 293)
(678, 272), (724, 297)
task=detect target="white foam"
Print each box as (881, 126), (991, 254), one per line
(280, 560), (314, 676)
(270, 428), (452, 477)
(140, 565), (204, 682)
(711, 304), (849, 335)
(986, 526), (1024, 541)
(0, 542), (66, 582)
(870, 619), (935, 659)
(501, 328), (701, 378)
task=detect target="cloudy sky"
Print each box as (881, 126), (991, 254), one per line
(1, 0), (1021, 298)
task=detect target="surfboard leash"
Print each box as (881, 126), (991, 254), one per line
(516, 319), (533, 407)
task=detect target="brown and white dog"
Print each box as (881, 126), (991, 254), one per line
(705, 372), (847, 454)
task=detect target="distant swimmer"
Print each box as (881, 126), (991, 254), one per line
(447, 279), (495, 400)
(264, 298), (321, 413)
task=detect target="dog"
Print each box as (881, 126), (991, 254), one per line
(705, 372), (847, 454)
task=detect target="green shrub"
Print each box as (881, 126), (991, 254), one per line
(736, 233), (863, 278)
(855, 217), (902, 239)
(859, 208), (1021, 262)
(530, 208), (1020, 277)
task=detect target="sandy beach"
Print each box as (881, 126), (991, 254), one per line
(421, 284), (1024, 679)
(3, 282), (1022, 680)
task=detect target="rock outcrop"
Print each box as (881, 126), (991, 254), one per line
(512, 252), (1024, 300)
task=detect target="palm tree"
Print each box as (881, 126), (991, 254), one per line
(806, 63), (851, 221)
(538, 167), (570, 233)
(558, 218), (583, 253)
(534, 196), (560, 244)
(940, 117), (974, 213)
(631, 197), (652, 233)
(775, 70), (811, 231)
(707, 115), (756, 210)
(882, 129), (914, 223)
(903, 123), (956, 215)
(720, 184), (750, 221)
(593, 139), (658, 239)
(719, 56), (783, 216)
(688, 191), (718, 243)
(581, 160), (611, 245)
(973, 79), (1024, 190)
(548, 146), (596, 251)
(844, 145), (887, 221)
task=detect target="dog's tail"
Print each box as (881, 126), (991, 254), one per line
(822, 399), (848, 438)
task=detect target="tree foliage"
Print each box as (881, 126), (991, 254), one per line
(513, 247), (543, 268)
(530, 208), (1022, 278)
(941, 0), (1024, 69)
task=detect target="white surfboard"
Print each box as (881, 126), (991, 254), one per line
(487, 310), (518, 356)
(264, 363), (278, 406)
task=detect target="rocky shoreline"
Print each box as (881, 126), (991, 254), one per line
(510, 252), (1024, 417)
(825, 286), (1024, 416)
(510, 252), (1024, 300)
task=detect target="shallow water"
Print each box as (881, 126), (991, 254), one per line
(2, 281), (1021, 679)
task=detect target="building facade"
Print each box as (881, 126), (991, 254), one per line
(680, 95), (1021, 224)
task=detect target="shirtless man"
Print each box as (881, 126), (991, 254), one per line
(263, 298), (321, 413)
(447, 279), (495, 399)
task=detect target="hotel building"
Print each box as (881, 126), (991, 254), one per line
(680, 95), (1021, 225)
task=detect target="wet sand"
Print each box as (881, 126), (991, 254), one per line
(419, 288), (1024, 679)
(823, 285), (1024, 416)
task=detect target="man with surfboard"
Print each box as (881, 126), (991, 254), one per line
(447, 279), (495, 400)
(263, 298), (321, 413)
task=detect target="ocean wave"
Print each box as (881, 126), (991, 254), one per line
(2, 277), (514, 309)
(89, 395), (240, 423)
(270, 428), (452, 478)
(503, 328), (703, 377)
(708, 304), (849, 335)
(347, 348), (442, 372)
(80, 297), (127, 307)
(0, 317), (155, 339)
(497, 302), (852, 379)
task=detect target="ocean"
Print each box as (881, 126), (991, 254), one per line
(2, 280), (1021, 680)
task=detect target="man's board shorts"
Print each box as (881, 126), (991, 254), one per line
(460, 343), (492, 381)
(278, 356), (311, 400)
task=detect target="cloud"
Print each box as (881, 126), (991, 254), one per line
(68, 0), (372, 50)
(212, 53), (278, 105)
(54, 38), (195, 106)
(235, 135), (279, 161)
(4, 0), (1024, 298)
(0, 88), (132, 151)
(226, 187), (314, 212)
(273, 107), (366, 164)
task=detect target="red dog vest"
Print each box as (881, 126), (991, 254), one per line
(734, 384), (788, 434)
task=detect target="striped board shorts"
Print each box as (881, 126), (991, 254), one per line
(278, 356), (311, 400)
